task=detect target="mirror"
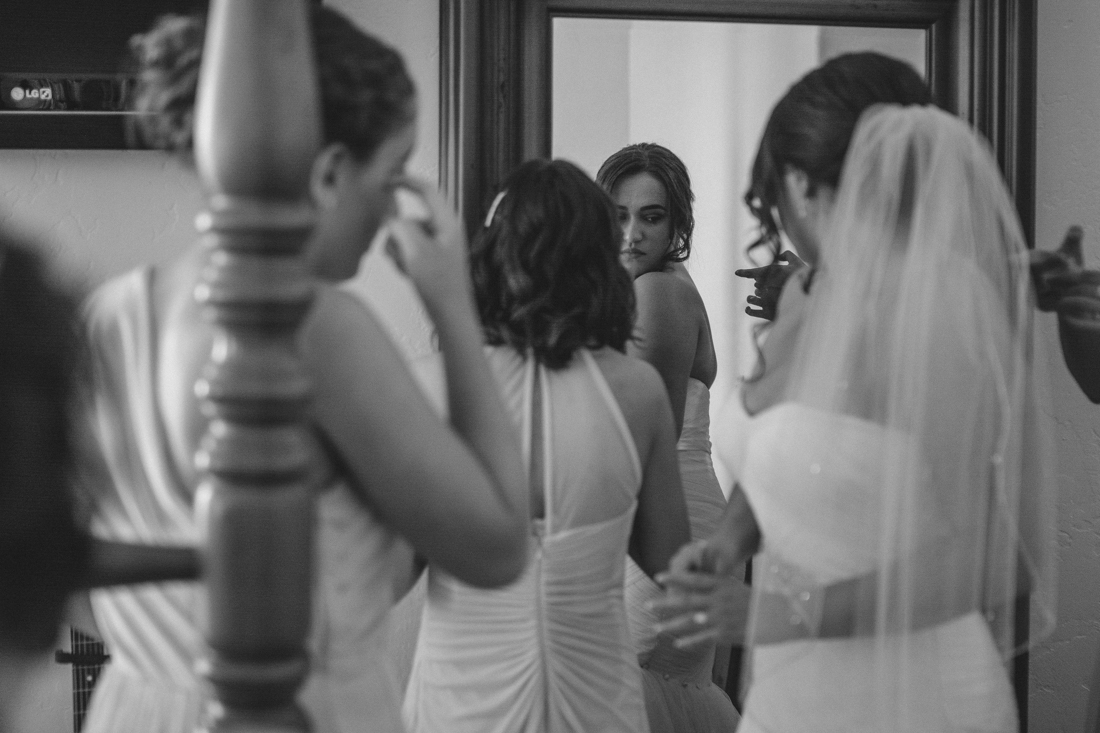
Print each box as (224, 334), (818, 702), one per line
(442, 0), (1036, 727)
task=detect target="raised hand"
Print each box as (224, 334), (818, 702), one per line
(1031, 226), (1100, 318)
(735, 250), (806, 321)
(386, 176), (473, 311)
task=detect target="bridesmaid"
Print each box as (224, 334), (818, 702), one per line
(403, 159), (690, 733)
(78, 9), (528, 733)
(597, 143), (743, 731)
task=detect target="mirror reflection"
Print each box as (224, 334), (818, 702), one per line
(554, 20), (926, 489)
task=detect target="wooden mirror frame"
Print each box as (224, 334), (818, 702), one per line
(439, 0), (1037, 727)
(439, 0), (1036, 246)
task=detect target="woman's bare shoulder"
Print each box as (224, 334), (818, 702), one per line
(635, 268), (707, 322)
(590, 349), (671, 417)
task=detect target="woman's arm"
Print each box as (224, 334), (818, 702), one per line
(305, 182), (528, 590)
(627, 364), (691, 578)
(1057, 311), (1100, 403)
(79, 538), (200, 589)
(628, 272), (698, 438)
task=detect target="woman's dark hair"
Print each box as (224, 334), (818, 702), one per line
(0, 237), (89, 652)
(745, 52), (933, 262)
(128, 6), (416, 160)
(471, 159), (635, 370)
(596, 142), (695, 264)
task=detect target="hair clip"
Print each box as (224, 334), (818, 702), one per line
(484, 189), (507, 228)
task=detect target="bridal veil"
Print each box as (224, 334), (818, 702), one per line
(751, 104), (1057, 727)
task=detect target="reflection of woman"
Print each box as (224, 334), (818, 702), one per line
(403, 159), (690, 733)
(596, 144), (741, 732)
(81, 10), (528, 733)
(660, 100), (1056, 733)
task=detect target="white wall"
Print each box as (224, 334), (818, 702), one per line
(1029, 1), (1100, 731)
(552, 18), (630, 179)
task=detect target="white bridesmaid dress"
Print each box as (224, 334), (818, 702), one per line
(402, 347), (649, 733)
(81, 268), (416, 733)
(625, 378), (741, 731)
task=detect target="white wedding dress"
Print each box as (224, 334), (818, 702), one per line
(625, 378), (740, 731)
(719, 400), (1017, 733)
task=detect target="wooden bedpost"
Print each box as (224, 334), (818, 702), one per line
(191, 0), (321, 730)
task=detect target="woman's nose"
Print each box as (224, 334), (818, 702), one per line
(623, 219), (640, 244)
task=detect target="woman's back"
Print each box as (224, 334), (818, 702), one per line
(82, 267), (417, 733)
(403, 346), (651, 733)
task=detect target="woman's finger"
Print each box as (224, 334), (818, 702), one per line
(656, 569), (718, 593)
(394, 176), (463, 243)
(735, 266), (769, 280)
(653, 606), (717, 636)
(648, 589), (713, 615)
(671, 628), (720, 651)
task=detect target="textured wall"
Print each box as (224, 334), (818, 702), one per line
(1030, 1), (1100, 731)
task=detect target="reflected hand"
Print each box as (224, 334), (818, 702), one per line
(1031, 226), (1100, 321)
(386, 176), (472, 309)
(735, 251), (806, 321)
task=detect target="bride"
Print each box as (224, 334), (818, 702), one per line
(655, 104), (1056, 732)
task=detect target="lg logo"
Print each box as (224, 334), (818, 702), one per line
(9, 86), (51, 102)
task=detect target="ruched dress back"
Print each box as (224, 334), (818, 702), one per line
(625, 378), (741, 731)
(402, 347), (650, 733)
(80, 269), (415, 733)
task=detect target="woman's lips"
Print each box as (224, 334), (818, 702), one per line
(621, 248), (645, 259)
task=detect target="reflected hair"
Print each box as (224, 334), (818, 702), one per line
(471, 159), (635, 369)
(128, 6), (415, 160)
(745, 52), (933, 263)
(596, 142), (695, 264)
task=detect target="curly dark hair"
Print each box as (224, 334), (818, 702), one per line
(471, 159), (635, 370)
(596, 142), (695, 264)
(745, 52), (932, 263)
(128, 6), (415, 160)
(0, 237), (89, 652)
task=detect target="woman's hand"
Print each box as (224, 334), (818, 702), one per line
(1031, 226), (1100, 402)
(649, 539), (751, 650)
(386, 176), (473, 312)
(735, 250), (806, 321)
(1031, 226), (1100, 317)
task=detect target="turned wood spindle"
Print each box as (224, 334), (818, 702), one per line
(191, 1), (321, 730)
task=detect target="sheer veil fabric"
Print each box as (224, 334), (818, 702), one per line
(737, 105), (1056, 730)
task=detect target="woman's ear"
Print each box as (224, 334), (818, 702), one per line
(310, 143), (351, 211)
(781, 167), (812, 220)
(782, 167), (836, 222)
